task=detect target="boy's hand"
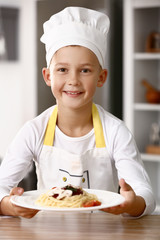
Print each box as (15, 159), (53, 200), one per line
(101, 179), (146, 217)
(0, 187), (39, 218)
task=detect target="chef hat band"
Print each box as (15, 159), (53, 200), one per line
(40, 7), (110, 68)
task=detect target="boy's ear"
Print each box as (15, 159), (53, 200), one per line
(42, 68), (51, 86)
(97, 69), (108, 88)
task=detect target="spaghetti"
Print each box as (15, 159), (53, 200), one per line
(35, 185), (101, 208)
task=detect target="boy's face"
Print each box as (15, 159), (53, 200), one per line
(43, 46), (107, 110)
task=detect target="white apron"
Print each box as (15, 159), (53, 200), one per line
(36, 104), (118, 192)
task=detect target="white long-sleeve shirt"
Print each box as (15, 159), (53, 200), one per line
(0, 104), (156, 215)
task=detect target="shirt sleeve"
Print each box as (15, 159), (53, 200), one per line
(111, 122), (156, 216)
(0, 121), (39, 201)
(0, 106), (55, 202)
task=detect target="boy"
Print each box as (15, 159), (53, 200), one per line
(0, 7), (155, 218)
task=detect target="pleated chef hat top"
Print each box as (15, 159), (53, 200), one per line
(40, 6), (110, 68)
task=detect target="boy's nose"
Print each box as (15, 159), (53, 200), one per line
(67, 71), (80, 86)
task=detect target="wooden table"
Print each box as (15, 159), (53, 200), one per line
(0, 211), (159, 240)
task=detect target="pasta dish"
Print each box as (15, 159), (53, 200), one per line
(35, 185), (101, 208)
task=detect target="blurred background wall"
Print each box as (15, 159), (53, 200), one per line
(0, 0), (37, 159)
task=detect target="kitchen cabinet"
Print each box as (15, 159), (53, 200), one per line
(0, 7), (19, 61)
(123, 0), (160, 205)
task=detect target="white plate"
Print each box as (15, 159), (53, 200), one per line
(10, 189), (125, 212)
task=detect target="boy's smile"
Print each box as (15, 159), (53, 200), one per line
(43, 46), (107, 110)
(63, 91), (83, 97)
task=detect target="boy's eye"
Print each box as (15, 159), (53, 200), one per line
(81, 69), (90, 73)
(58, 68), (67, 72)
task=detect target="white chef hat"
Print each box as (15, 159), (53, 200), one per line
(40, 6), (110, 68)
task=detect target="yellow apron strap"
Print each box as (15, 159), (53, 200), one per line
(44, 106), (58, 146)
(44, 104), (106, 148)
(92, 104), (106, 148)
